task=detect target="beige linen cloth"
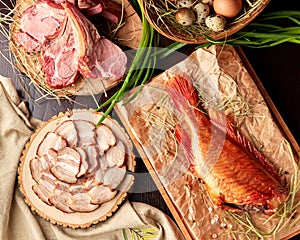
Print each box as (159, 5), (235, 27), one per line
(0, 76), (184, 240)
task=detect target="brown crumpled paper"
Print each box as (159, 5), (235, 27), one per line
(116, 45), (300, 240)
(0, 75), (184, 240)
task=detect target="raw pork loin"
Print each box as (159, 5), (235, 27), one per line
(15, 1), (66, 52)
(15, 1), (127, 89)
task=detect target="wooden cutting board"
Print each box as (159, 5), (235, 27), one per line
(115, 45), (300, 240)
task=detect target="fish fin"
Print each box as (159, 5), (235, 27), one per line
(166, 75), (200, 168)
(209, 108), (282, 183)
(174, 124), (195, 168)
(165, 74), (199, 108)
(207, 109), (227, 132)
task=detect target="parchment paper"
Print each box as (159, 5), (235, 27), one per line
(116, 45), (300, 240)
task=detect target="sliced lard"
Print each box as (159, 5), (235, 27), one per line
(50, 147), (81, 183)
(95, 124), (116, 155)
(37, 132), (67, 157)
(30, 157), (50, 183)
(69, 192), (99, 212)
(85, 145), (99, 173)
(74, 120), (96, 146)
(49, 189), (74, 213)
(103, 165), (126, 190)
(32, 173), (57, 205)
(89, 185), (117, 204)
(103, 140), (126, 167)
(75, 147), (89, 177)
(42, 148), (58, 168)
(55, 120), (78, 147)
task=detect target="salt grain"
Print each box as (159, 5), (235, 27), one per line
(189, 206), (194, 214)
(211, 215), (219, 224)
(220, 223), (227, 228)
(211, 233), (218, 239)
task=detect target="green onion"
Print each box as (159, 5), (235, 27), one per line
(154, 42), (187, 58)
(95, 0), (158, 125)
(196, 11), (300, 49)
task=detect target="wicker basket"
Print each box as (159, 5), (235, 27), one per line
(141, 0), (270, 44)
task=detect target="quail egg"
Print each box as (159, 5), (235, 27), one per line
(194, 3), (210, 24)
(205, 15), (226, 31)
(202, 0), (214, 7)
(175, 7), (196, 26)
(176, 0), (195, 8)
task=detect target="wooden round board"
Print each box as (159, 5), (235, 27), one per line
(18, 110), (135, 228)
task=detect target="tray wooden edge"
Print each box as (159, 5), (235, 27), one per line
(115, 47), (300, 240)
(235, 47), (300, 159)
(114, 106), (194, 240)
(235, 46), (300, 240)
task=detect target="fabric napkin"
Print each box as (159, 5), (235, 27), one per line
(0, 75), (184, 240)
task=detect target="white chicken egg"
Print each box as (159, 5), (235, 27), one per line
(194, 3), (210, 24)
(205, 15), (226, 31)
(176, 0), (195, 8)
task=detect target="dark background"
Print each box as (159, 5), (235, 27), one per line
(242, 0), (300, 146)
(0, 0), (299, 239)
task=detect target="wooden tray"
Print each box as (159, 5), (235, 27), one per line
(115, 46), (300, 239)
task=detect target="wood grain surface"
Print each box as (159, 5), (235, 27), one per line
(0, 0), (299, 239)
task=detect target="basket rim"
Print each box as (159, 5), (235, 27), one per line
(141, 0), (270, 44)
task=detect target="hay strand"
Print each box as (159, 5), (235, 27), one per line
(141, 0), (269, 44)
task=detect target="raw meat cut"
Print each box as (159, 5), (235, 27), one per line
(15, 1), (127, 89)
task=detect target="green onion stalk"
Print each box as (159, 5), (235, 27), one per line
(95, 0), (158, 125)
(94, 8), (300, 125)
(95, 0), (186, 125)
(197, 11), (300, 49)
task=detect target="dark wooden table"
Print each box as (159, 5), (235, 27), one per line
(0, 0), (299, 239)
